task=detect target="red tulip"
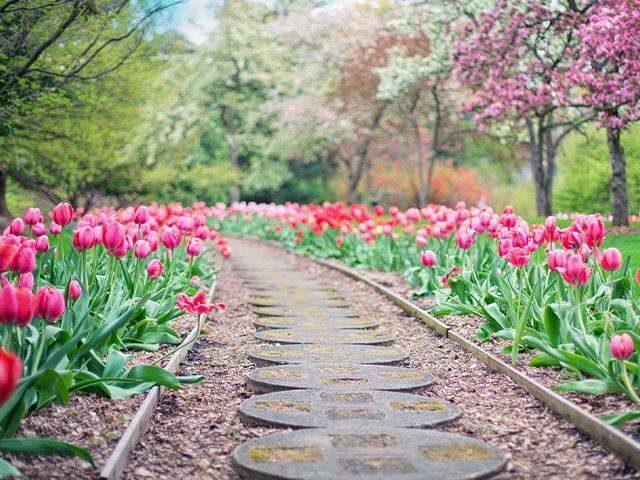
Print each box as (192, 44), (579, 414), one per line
(133, 206), (150, 224)
(336, 236), (344, 247)
(600, 248), (622, 272)
(102, 222), (126, 253)
(33, 287), (66, 322)
(421, 250), (436, 267)
(0, 285), (34, 326)
(610, 333), (634, 360)
(72, 226), (96, 251)
(134, 240), (151, 259)
(10, 245), (36, 274)
(0, 242), (18, 272)
(68, 280), (82, 301)
(147, 259), (163, 279)
(35, 236), (49, 253)
(0, 349), (22, 405)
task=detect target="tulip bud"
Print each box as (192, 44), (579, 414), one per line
(52, 203), (74, 227)
(421, 250), (436, 267)
(31, 223), (48, 237)
(600, 248), (622, 272)
(33, 287), (66, 322)
(147, 259), (163, 279)
(102, 222), (126, 253)
(133, 206), (150, 224)
(68, 280), (82, 301)
(10, 245), (36, 274)
(186, 238), (203, 257)
(18, 273), (34, 290)
(610, 333), (634, 360)
(0, 349), (22, 405)
(161, 227), (181, 250)
(35, 236), (49, 253)
(50, 222), (62, 235)
(134, 240), (151, 259)
(0, 285), (34, 326)
(72, 226), (96, 251)
(24, 208), (42, 226)
(9, 218), (24, 236)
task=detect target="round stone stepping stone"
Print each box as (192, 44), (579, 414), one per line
(254, 306), (359, 318)
(246, 364), (434, 392)
(249, 344), (409, 365)
(232, 427), (507, 480)
(254, 317), (378, 330)
(249, 297), (350, 308)
(240, 390), (460, 428)
(254, 329), (395, 345)
(247, 283), (335, 293)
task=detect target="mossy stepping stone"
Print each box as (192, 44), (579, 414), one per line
(246, 364), (434, 392)
(232, 427), (507, 480)
(253, 317), (379, 330)
(253, 329), (395, 345)
(249, 297), (350, 308)
(249, 344), (409, 365)
(240, 390), (460, 428)
(254, 306), (360, 318)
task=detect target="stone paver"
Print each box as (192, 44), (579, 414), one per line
(233, 427), (508, 480)
(246, 364), (435, 392)
(249, 344), (409, 365)
(230, 238), (505, 480)
(253, 328), (395, 345)
(239, 390), (461, 428)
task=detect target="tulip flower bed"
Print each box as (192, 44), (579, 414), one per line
(218, 201), (640, 430)
(0, 202), (228, 477)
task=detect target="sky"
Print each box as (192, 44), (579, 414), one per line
(170, 0), (220, 45)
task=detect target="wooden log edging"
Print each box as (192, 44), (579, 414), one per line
(99, 277), (219, 480)
(308, 255), (640, 472)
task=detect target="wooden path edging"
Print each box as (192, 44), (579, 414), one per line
(99, 277), (218, 480)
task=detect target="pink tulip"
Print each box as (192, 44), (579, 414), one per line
(24, 208), (42, 226)
(35, 236), (49, 253)
(31, 223), (48, 237)
(134, 240), (151, 259)
(190, 275), (200, 285)
(33, 287), (66, 322)
(52, 203), (74, 226)
(72, 226), (96, 251)
(561, 254), (591, 286)
(133, 206), (150, 224)
(147, 259), (163, 279)
(382, 225), (393, 236)
(186, 238), (203, 257)
(610, 333), (634, 360)
(421, 250), (436, 267)
(50, 222), (62, 235)
(544, 216), (557, 232)
(585, 216), (605, 248)
(336, 236), (344, 247)
(498, 239), (512, 257)
(506, 247), (530, 267)
(161, 227), (181, 250)
(0, 285), (34, 326)
(10, 245), (35, 274)
(195, 226), (209, 240)
(18, 273), (34, 290)
(600, 248), (622, 272)
(9, 218), (24, 236)
(102, 222), (126, 253)
(68, 280), (82, 301)
(547, 249), (567, 272)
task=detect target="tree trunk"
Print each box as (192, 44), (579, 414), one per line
(345, 101), (388, 203)
(607, 126), (628, 226)
(408, 89), (426, 206)
(526, 117), (553, 216)
(221, 105), (240, 203)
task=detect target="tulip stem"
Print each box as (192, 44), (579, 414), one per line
(620, 363), (640, 403)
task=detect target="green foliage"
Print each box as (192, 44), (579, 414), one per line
(555, 126), (640, 214)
